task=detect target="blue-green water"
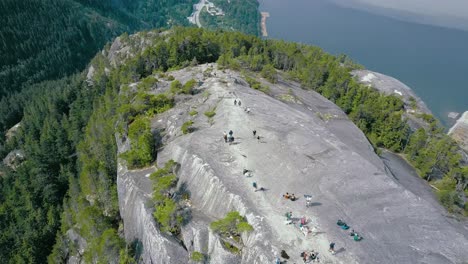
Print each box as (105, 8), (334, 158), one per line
(259, 0), (468, 126)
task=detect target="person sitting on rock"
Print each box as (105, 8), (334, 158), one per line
(283, 192), (290, 199)
(329, 242), (335, 255)
(285, 211), (292, 220)
(310, 251), (317, 260)
(290, 194), (297, 201)
(353, 233), (362, 241)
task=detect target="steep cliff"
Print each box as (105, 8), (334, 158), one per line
(117, 64), (468, 263)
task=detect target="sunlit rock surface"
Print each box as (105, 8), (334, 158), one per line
(117, 64), (468, 264)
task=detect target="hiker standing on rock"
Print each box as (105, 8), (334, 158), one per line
(238, 100), (242, 106)
(253, 182), (258, 191)
(253, 130), (257, 137)
(223, 131), (227, 143)
(257, 135), (260, 142)
(329, 242), (335, 255)
(234, 99), (237, 105)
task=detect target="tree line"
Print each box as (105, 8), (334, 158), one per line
(0, 0), (196, 99)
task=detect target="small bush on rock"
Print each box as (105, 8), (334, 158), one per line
(151, 160), (187, 235)
(120, 117), (154, 169)
(190, 251), (205, 262)
(210, 211), (253, 238)
(181, 121), (194, 134)
(204, 109), (216, 118)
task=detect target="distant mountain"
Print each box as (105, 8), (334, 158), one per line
(0, 0), (196, 98)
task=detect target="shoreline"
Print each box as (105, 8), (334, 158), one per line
(260, 12), (270, 37)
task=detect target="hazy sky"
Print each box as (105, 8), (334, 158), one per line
(352, 0), (468, 19)
(331, 0), (468, 30)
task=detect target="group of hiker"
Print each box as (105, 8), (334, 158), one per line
(337, 220), (363, 241)
(283, 192), (297, 201)
(223, 130), (234, 143)
(224, 97), (364, 263)
(301, 250), (319, 263)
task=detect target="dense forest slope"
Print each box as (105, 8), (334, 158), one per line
(0, 0), (196, 98)
(0, 28), (467, 263)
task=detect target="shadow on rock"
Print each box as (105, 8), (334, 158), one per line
(307, 202), (322, 207)
(176, 182), (192, 225)
(130, 239), (144, 261)
(335, 247), (346, 255)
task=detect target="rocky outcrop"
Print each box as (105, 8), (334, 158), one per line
(117, 64), (468, 263)
(448, 111), (468, 152)
(352, 70), (432, 130)
(5, 122), (21, 142)
(66, 229), (87, 264)
(3, 149), (25, 170)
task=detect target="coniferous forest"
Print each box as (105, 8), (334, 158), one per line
(0, 0), (196, 98)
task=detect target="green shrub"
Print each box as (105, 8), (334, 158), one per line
(120, 117), (154, 169)
(433, 176), (457, 191)
(436, 190), (461, 213)
(409, 97), (417, 110)
(119, 93), (174, 121)
(182, 79), (197, 94)
(191, 251), (205, 262)
(151, 160), (185, 234)
(210, 211), (253, 238)
(167, 75), (175, 81)
(181, 120), (194, 134)
(146, 94), (174, 115)
(245, 76), (270, 94)
(153, 198), (182, 233)
(170, 79), (197, 94)
(189, 110), (198, 116)
(170, 80), (182, 94)
(261, 64), (277, 83)
(204, 109), (216, 118)
(223, 241), (240, 254)
(137, 76), (158, 91)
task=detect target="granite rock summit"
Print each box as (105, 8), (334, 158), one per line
(117, 64), (468, 264)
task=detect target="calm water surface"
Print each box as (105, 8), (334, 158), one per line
(259, 0), (468, 126)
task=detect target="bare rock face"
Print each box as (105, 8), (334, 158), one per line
(65, 229), (87, 264)
(449, 111), (468, 152)
(5, 122), (21, 142)
(3, 149), (25, 170)
(117, 64), (468, 264)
